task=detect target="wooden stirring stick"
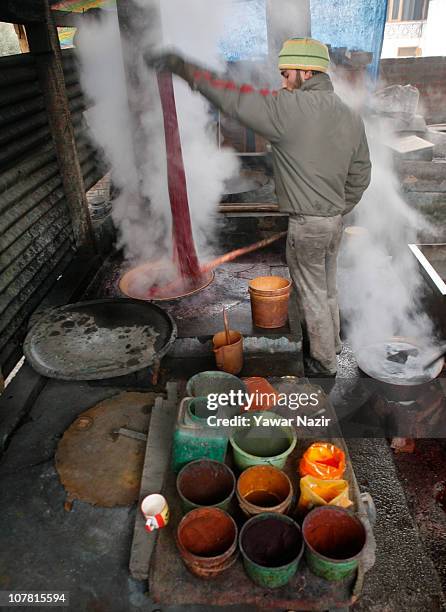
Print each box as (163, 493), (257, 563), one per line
(223, 307), (231, 346)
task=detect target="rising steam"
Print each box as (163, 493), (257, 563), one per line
(335, 77), (437, 355)
(75, 1), (239, 269)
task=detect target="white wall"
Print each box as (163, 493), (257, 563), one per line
(381, 0), (446, 58)
(381, 21), (424, 58)
(422, 0), (446, 56)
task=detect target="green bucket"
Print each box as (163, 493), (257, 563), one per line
(186, 370), (247, 397)
(229, 411), (297, 470)
(176, 459), (236, 513)
(239, 513), (304, 588)
(302, 506), (367, 581)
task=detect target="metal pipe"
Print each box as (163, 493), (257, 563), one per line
(200, 231), (287, 273)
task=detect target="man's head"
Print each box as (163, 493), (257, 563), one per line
(278, 38), (329, 90)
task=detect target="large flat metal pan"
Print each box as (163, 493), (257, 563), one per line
(223, 170), (268, 195)
(24, 299), (177, 380)
(355, 336), (444, 387)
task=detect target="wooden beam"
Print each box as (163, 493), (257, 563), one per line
(25, 0), (96, 252)
(13, 24), (30, 53)
(129, 383), (178, 581)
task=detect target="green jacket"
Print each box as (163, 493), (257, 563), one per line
(172, 58), (371, 217)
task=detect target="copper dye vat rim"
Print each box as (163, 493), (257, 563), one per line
(119, 260), (214, 301)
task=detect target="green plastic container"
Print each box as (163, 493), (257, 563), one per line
(229, 411), (297, 470)
(172, 398), (228, 473)
(186, 370), (247, 399)
(239, 513), (304, 588)
(177, 459), (235, 513)
(302, 506), (367, 581)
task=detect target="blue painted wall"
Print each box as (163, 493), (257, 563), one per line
(218, 0), (388, 79)
(310, 0), (388, 78)
(219, 0), (268, 61)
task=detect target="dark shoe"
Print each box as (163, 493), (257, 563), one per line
(304, 355), (337, 378)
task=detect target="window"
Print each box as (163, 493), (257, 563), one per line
(397, 46), (420, 56)
(387, 0), (429, 21)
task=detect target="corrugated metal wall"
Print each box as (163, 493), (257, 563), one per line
(0, 48), (105, 374)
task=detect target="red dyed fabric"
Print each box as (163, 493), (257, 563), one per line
(157, 72), (201, 280)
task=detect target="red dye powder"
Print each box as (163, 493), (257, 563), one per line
(156, 72), (201, 283)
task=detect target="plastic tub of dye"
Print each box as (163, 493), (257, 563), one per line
(186, 371), (247, 399)
(302, 506), (367, 581)
(239, 513), (303, 588)
(229, 411), (297, 470)
(236, 465), (293, 516)
(177, 459), (236, 513)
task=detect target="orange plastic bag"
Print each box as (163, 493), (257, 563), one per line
(299, 442), (346, 479)
(297, 475), (352, 513)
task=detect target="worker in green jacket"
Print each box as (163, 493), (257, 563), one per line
(145, 38), (371, 377)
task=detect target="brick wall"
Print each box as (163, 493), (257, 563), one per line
(380, 56), (446, 124)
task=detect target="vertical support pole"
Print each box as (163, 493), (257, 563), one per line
(26, 0), (96, 253)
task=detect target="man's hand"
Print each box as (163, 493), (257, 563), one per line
(143, 51), (185, 75)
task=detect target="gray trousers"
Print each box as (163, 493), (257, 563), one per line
(286, 215), (343, 373)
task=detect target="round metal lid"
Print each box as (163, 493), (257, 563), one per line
(355, 337), (444, 386)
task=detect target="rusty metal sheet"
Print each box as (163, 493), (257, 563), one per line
(56, 392), (157, 507)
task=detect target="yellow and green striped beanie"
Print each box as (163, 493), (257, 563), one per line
(278, 38), (330, 73)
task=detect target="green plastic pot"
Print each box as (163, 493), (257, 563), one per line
(302, 506), (367, 581)
(229, 411), (297, 470)
(176, 459), (235, 513)
(239, 513), (303, 588)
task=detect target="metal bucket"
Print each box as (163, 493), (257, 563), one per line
(176, 459), (235, 513)
(302, 506), (367, 581)
(176, 507), (238, 579)
(239, 513), (303, 588)
(248, 276), (291, 328)
(236, 465), (293, 516)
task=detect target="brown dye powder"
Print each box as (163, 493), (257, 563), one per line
(178, 461), (234, 506)
(242, 517), (301, 567)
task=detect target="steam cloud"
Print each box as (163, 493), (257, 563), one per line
(75, 1), (239, 271)
(334, 76), (437, 355)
